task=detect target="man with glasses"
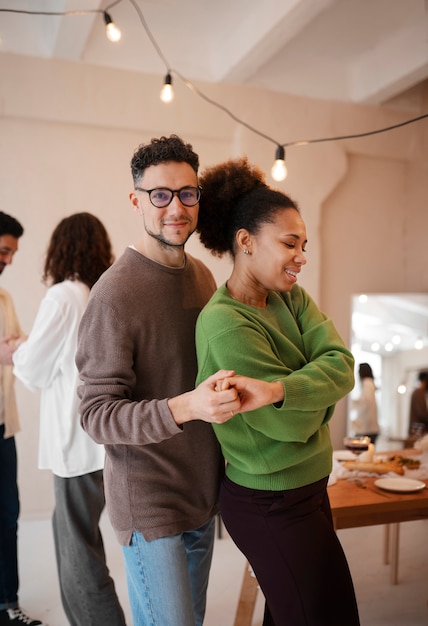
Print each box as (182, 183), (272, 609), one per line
(0, 212), (44, 626)
(76, 135), (241, 626)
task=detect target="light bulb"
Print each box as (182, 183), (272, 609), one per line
(271, 159), (287, 181)
(104, 12), (121, 42)
(270, 145), (287, 181)
(160, 73), (174, 103)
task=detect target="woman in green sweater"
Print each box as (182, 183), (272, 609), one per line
(195, 157), (360, 626)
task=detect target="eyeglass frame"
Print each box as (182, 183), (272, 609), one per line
(134, 185), (202, 208)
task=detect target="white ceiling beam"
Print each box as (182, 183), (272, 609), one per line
(50, 0), (103, 61)
(211, 0), (336, 83)
(350, 19), (428, 104)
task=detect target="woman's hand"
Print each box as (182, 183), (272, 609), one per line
(169, 370), (242, 425)
(216, 375), (284, 413)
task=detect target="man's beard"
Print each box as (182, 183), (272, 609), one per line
(145, 225), (195, 249)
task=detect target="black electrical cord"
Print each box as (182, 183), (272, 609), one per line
(0, 0), (122, 17)
(1, 0), (427, 152)
(124, 1), (428, 149)
(282, 114), (428, 148)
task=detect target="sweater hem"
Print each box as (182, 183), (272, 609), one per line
(226, 459), (332, 491)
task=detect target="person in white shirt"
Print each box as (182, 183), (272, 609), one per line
(351, 362), (380, 444)
(13, 213), (126, 626)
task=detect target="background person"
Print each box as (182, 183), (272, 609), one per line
(0, 211), (44, 626)
(408, 370), (428, 437)
(350, 362), (380, 445)
(13, 213), (126, 626)
(195, 157), (360, 626)
(75, 135), (245, 626)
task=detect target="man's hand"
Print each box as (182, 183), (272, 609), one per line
(0, 335), (20, 365)
(169, 370), (242, 425)
(216, 375), (284, 414)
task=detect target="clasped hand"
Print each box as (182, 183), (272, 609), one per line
(171, 371), (284, 425)
(188, 371), (282, 424)
(0, 334), (21, 366)
(215, 374), (284, 417)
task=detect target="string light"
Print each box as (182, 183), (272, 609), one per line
(160, 73), (174, 103)
(104, 11), (122, 42)
(0, 1), (123, 44)
(126, 0), (428, 179)
(1, 0), (428, 181)
(270, 145), (287, 181)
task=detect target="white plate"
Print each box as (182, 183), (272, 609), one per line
(374, 477), (426, 493)
(333, 450), (357, 462)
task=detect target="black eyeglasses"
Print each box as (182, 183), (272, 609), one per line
(135, 186), (202, 208)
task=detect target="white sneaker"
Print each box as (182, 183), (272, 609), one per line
(6, 608), (46, 626)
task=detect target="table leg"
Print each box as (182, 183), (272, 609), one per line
(383, 524), (390, 564)
(390, 523), (400, 585)
(233, 561), (259, 626)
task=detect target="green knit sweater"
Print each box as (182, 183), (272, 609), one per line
(196, 284), (354, 491)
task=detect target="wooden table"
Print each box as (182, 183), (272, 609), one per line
(233, 476), (428, 626)
(328, 475), (428, 530)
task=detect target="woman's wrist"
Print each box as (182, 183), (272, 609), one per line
(271, 380), (285, 405)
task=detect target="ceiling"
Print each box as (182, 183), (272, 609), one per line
(352, 294), (428, 356)
(1, 1), (427, 351)
(0, 0), (428, 107)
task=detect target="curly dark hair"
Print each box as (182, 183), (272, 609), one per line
(358, 363), (374, 379)
(197, 157), (299, 256)
(0, 211), (24, 238)
(418, 371), (428, 385)
(130, 135), (199, 185)
(43, 213), (114, 288)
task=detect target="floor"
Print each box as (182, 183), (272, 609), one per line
(17, 512), (428, 626)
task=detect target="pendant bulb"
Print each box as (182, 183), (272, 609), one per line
(160, 73), (174, 103)
(104, 11), (121, 42)
(271, 145), (287, 181)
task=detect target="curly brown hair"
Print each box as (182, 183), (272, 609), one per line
(43, 213), (114, 288)
(130, 135), (199, 185)
(197, 157), (299, 257)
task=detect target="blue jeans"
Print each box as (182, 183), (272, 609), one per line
(0, 426), (20, 610)
(122, 518), (215, 626)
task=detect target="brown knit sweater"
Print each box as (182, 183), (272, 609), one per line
(76, 247), (223, 544)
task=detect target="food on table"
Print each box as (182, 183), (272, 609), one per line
(387, 455), (421, 470)
(342, 454), (421, 475)
(342, 460), (405, 475)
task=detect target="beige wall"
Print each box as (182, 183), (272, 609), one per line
(1, 52), (427, 518)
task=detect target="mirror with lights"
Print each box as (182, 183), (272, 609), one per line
(350, 293), (428, 443)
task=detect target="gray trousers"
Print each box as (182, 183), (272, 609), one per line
(52, 471), (126, 626)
